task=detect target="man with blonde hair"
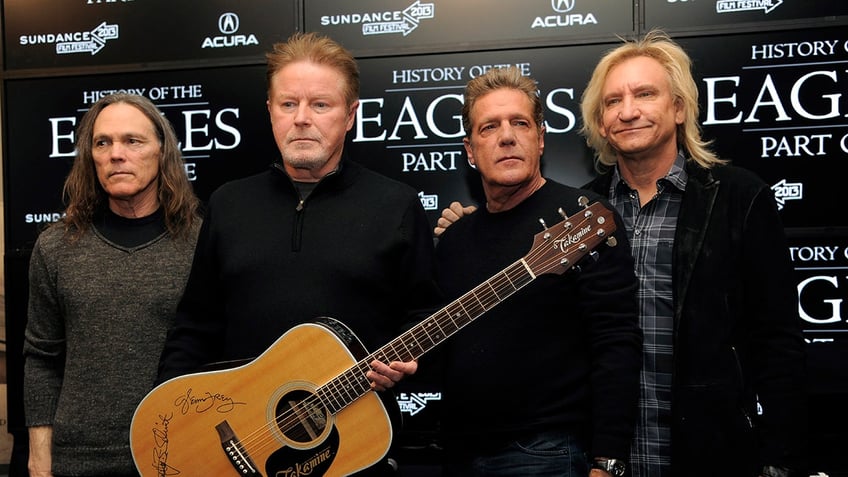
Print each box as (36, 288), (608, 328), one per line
(581, 30), (806, 477)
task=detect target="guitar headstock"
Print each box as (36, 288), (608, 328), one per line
(524, 197), (618, 276)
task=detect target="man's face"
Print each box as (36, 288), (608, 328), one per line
(463, 88), (544, 193)
(599, 55), (684, 162)
(267, 61), (358, 181)
(91, 102), (162, 210)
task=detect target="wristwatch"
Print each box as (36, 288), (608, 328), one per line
(592, 458), (627, 476)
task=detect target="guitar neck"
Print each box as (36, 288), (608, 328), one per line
(317, 258), (535, 414)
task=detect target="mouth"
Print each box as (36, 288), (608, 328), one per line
(497, 156), (522, 164)
(288, 137), (319, 144)
(614, 125), (648, 134)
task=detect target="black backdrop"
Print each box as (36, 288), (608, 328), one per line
(3, 0), (848, 474)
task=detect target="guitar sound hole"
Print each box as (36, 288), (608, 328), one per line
(275, 389), (329, 445)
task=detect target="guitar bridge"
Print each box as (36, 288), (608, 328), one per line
(215, 420), (260, 476)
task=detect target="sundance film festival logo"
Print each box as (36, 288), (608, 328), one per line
(397, 392), (441, 416)
(321, 1), (435, 37)
(716, 0), (784, 14)
(418, 191), (439, 211)
(18, 21), (119, 55)
(771, 179), (803, 211)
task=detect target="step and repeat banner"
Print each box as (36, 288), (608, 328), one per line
(3, 0), (847, 470)
(2, 0), (297, 71)
(304, 0), (634, 56)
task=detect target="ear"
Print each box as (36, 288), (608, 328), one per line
(345, 100), (360, 132)
(597, 113), (609, 138)
(674, 97), (685, 125)
(538, 124), (546, 156)
(463, 137), (475, 168)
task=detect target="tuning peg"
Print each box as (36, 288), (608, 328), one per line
(558, 207), (568, 219)
(578, 195), (589, 208)
(606, 236), (618, 247)
(589, 251), (599, 262)
(538, 217), (548, 230)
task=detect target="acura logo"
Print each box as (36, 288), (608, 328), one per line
(551, 0), (575, 13)
(218, 12), (239, 34)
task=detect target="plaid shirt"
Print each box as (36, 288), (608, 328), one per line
(607, 153), (688, 477)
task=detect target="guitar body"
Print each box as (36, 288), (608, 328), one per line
(131, 318), (392, 477)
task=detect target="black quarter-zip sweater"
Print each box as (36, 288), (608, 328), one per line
(158, 159), (441, 381)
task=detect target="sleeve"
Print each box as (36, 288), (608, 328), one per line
(156, 205), (228, 382)
(742, 186), (807, 470)
(577, 202), (642, 460)
(23, 234), (66, 427)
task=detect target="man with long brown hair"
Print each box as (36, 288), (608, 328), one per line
(24, 93), (201, 476)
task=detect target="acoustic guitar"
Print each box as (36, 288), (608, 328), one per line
(130, 197), (617, 477)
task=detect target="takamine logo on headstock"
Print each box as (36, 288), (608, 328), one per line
(525, 196), (618, 276)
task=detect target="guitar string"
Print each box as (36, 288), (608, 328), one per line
(230, 264), (526, 457)
(232, 210), (605, 458)
(233, 211), (603, 456)
(232, 211), (604, 456)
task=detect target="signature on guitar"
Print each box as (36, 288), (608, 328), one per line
(174, 387), (247, 414)
(151, 413), (180, 477)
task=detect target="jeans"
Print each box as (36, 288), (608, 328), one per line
(442, 430), (588, 477)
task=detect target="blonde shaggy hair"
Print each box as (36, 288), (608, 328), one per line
(580, 29), (725, 169)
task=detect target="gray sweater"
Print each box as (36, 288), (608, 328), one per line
(24, 221), (198, 476)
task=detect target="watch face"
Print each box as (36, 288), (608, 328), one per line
(610, 460), (627, 476)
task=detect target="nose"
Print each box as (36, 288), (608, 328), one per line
(294, 102), (312, 125)
(498, 122), (517, 146)
(617, 97), (641, 121)
(108, 142), (127, 161)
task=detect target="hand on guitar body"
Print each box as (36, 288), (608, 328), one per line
(366, 359), (417, 391)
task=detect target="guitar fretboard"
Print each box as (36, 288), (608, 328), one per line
(317, 259), (535, 414)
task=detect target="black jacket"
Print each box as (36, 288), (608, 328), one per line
(586, 161), (807, 476)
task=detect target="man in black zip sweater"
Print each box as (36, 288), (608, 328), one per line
(157, 33), (441, 476)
